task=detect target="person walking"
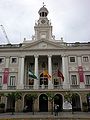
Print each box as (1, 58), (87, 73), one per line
(54, 104), (59, 116)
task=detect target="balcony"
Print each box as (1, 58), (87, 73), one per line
(70, 84), (80, 89)
(24, 85), (33, 90)
(54, 85), (63, 89)
(7, 86), (16, 90)
(24, 84), (63, 90)
(85, 84), (90, 89)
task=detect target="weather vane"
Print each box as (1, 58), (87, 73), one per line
(43, 2), (46, 7)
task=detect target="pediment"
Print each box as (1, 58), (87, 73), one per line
(21, 39), (65, 50)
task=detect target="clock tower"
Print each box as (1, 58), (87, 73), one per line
(34, 5), (53, 41)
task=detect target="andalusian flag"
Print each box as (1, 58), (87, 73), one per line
(28, 70), (37, 79)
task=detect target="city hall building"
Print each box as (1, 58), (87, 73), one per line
(0, 5), (90, 112)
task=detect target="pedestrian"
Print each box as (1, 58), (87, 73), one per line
(54, 104), (58, 116)
(57, 104), (59, 115)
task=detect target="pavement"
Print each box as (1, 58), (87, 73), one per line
(0, 112), (90, 119)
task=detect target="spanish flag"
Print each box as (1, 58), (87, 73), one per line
(43, 70), (51, 80)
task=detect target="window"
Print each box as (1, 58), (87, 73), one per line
(85, 75), (90, 85)
(71, 75), (77, 85)
(70, 57), (76, 62)
(83, 56), (89, 62)
(0, 57), (5, 64)
(12, 58), (17, 63)
(10, 57), (17, 64)
(9, 76), (16, 86)
(0, 76), (2, 86)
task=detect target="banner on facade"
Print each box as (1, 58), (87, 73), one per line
(3, 68), (9, 84)
(78, 66), (84, 82)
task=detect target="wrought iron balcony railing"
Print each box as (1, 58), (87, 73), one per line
(7, 86), (16, 90)
(70, 85), (80, 89)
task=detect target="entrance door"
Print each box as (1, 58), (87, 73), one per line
(24, 94), (33, 112)
(39, 94), (48, 112)
(72, 93), (81, 111)
(54, 94), (63, 111)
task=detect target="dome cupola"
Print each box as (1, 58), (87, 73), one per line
(38, 4), (49, 17)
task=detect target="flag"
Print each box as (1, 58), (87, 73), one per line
(57, 69), (64, 81)
(28, 70), (37, 79)
(43, 70), (51, 80)
(53, 69), (64, 81)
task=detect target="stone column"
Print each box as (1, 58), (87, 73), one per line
(17, 57), (24, 89)
(62, 55), (69, 89)
(77, 56), (85, 88)
(2, 56), (9, 90)
(34, 55), (39, 89)
(48, 55), (53, 89)
(35, 55), (38, 78)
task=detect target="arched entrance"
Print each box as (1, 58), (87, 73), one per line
(6, 96), (15, 112)
(39, 94), (48, 112)
(87, 94), (90, 111)
(72, 93), (81, 111)
(24, 94), (33, 112)
(54, 94), (63, 111)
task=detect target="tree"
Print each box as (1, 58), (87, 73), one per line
(46, 92), (55, 114)
(64, 91), (72, 105)
(30, 93), (38, 115)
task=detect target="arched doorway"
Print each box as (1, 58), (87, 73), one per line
(72, 93), (81, 111)
(39, 94), (48, 112)
(54, 94), (63, 111)
(24, 94), (33, 112)
(87, 94), (90, 111)
(6, 96), (15, 112)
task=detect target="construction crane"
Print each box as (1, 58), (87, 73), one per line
(0, 24), (11, 44)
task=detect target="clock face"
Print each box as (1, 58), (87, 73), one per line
(41, 19), (46, 24)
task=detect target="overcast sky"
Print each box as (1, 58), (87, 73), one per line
(0, 0), (90, 44)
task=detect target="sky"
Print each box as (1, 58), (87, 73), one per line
(0, 0), (90, 44)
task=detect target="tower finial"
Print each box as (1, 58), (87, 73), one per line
(43, 2), (46, 7)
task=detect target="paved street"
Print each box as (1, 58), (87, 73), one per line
(0, 112), (90, 119)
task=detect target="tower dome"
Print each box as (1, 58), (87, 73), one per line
(38, 5), (49, 17)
